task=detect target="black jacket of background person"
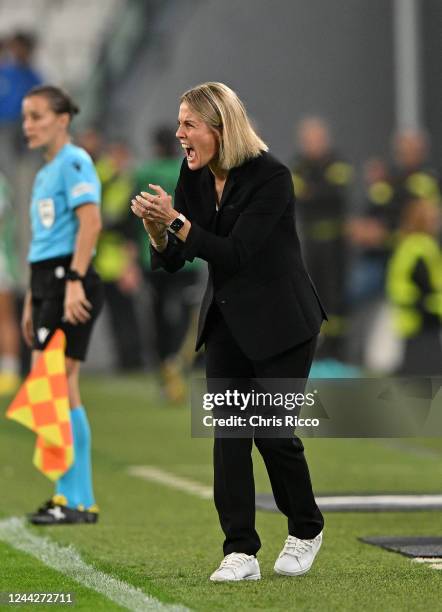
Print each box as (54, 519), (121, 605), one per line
(150, 151), (327, 361)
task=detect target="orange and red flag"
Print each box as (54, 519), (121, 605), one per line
(6, 330), (73, 481)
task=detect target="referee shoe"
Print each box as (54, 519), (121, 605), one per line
(27, 495), (99, 525)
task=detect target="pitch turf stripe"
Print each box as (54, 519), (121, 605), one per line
(0, 517), (189, 612)
(128, 466), (212, 499)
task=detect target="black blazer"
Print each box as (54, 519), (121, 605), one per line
(151, 151), (327, 360)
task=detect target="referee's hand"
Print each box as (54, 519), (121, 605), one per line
(21, 290), (34, 347)
(64, 281), (92, 325)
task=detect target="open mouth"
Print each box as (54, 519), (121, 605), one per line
(182, 144), (196, 162)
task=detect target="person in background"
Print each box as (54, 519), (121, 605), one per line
(21, 85), (103, 525)
(0, 32), (44, 367)
(345, 158), (394, 368)
(0, 170), (20, 395)
(94, 140), (143, 370)
(292, 117), (352, 362)
(76, 126), (103, 164)
(386, 197), (441, 375)
(347, 158), (392, 303)
(347, 131), (441, 371)
(389, 130), (440, 224)
(0, 31), (42, 181)
(133, 126), (202, 401)
(354, 131), (441, 251)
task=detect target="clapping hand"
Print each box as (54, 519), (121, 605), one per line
(131, 184), (177, 236)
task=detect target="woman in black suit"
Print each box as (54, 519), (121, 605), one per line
(131, 82), (326, 582)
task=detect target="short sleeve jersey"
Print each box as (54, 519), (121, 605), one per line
(28, 143), (101, 263)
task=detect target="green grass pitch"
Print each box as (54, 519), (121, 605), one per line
(1, 373), (441, 611)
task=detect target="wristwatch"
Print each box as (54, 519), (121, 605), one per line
(65, 269), (85, 282)
(168, 213), (186, 234)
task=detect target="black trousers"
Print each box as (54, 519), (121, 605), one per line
(205, 306), (324, 556)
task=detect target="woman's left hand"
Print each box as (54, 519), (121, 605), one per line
(131, 184), (177, 225)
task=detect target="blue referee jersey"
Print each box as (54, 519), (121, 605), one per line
(28, 143), (101, 263)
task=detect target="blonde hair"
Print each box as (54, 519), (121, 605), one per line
(180, 82), (268, 170)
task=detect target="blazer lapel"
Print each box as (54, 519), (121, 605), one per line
(215, 172), (238, 233)
(200, 168), (217, 231)
(218, 172), (237, 210)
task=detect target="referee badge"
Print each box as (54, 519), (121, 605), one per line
(38, 198), (55, 228)
(37, 327), (50, 344)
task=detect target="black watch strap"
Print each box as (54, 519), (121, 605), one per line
(66, 269), (84, 282)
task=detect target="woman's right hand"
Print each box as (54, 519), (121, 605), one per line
(142, 217), (166, 239)
(21, 290), (34, 348)
(131, 195), (167, 242)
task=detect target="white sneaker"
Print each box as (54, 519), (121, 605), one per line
(274, 531), (323, 576)
(210, 553), (261, 582)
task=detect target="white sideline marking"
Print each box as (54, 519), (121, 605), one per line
(414, 557), (442, 569)
(129, 468), (442, 573)
(128, 466), (212, 500)
(0, 517), (189, 612)
(315, 494), (442, 509)
(128, 468), (442, 511)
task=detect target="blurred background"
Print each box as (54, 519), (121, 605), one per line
(0, 0), (441, 401)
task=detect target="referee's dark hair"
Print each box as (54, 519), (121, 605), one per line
(25, 85), (80, 120)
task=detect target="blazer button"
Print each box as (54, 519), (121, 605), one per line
(220, 299), (227, 305)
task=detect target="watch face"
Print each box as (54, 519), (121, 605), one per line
(170, 217), (184, 232)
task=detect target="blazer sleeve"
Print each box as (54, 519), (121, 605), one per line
(181, 166), (292, 275)
(150, 175), (189, 273)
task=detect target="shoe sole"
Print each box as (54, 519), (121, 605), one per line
(274, 565), (311, 576)
(210, 573), (261, 582)
(28, 516), (98, 526)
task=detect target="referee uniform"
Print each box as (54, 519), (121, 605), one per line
(28, 143), (103, 357)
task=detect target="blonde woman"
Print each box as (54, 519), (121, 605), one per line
(131, 82), (326, 581)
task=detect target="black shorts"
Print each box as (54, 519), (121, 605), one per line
(31, 256), (104, 361)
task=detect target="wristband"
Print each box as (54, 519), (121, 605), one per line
(65, 269), (84, 282)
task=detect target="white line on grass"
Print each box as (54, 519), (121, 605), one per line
(127, 467), (442, 511)
(315, 494), (442, 509)
(0, 517), (189, 612)
(129, 466), (442, 572)
(413, 557), (442, 569)
(127, 466), (212, 499)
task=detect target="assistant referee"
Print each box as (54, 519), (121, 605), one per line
(21, 85), (103, 525)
